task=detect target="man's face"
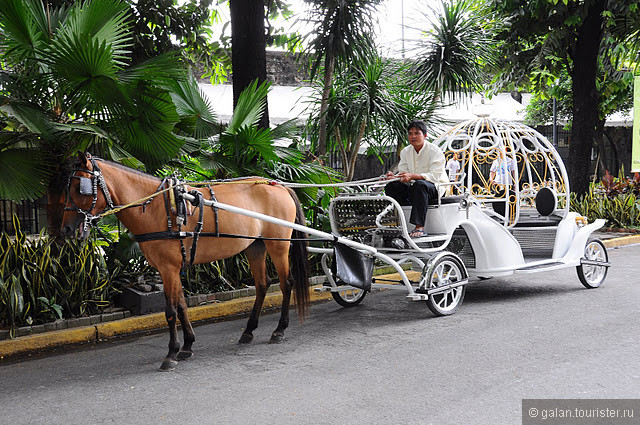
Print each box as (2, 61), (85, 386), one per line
(408, 127), (426, 150)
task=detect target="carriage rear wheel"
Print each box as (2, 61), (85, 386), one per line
(331, 286), (366, 307)
(577, 239), (608, 289)
(423, 254), (466, 316)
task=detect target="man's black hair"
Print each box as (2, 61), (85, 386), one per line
(407, 120), (427, 136)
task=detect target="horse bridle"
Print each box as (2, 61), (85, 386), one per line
(65, 154), (115, 232)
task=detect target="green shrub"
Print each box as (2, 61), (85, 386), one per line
(0, 217), (113, 335)
(571, 171), (640, 229)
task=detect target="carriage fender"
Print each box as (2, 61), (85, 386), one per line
(560, 218), (605, 264)
(456, 206), (524, 271)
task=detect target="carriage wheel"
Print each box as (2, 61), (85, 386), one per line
(423, 254), (466, 316)
(331, 286), (366, 307)
(577, 239), (608, 289)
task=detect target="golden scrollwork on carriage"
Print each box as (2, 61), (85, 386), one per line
(437, 118), (569, 227)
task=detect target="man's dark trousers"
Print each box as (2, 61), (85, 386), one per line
(385, 180), (439, 227)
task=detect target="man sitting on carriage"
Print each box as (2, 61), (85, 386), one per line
(385, 120), (449, 238)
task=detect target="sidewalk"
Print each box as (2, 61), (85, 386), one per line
(1, 233), (639, 361)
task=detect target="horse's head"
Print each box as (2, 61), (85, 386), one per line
(61, 152), (113, 239)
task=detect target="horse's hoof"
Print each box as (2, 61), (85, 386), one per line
(177, 350), (193, 361)
(238, 333), (253, 344)
(159, 359), (177, 371)
(269, 333), (285, 344)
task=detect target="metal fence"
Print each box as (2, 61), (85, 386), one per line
(0, 199), (42, 235)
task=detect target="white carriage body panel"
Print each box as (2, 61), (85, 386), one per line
(460, 205), (524, 272)
(552, 212), (580, 258)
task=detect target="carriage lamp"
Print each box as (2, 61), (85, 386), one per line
(575, 216), (589, 227)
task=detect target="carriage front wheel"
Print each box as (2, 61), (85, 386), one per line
(422, 254), (467, 316)
(577, 239), (608, 289)
(331, 285), (366, 307)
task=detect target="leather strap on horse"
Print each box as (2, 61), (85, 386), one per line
(189, 190), (205, 266)
(133, 231), (313, 243)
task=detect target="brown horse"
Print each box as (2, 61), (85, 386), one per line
(61, 152), (309, 371)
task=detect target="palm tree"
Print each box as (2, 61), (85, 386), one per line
(0, 0), (190, 233)
(306, 53), (442, 180)
(301, 0), (383, 157)
(412, 0), (497, 101)
(168, 79), (339, 207)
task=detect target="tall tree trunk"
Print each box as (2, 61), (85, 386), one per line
(595, 118), (606, 179)
(230, 0), (269, 129)
(346, 120), (367, 181)
(317, 52), (335, 157)
(569, 0), (605, 195)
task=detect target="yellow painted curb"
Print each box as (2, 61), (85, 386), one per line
(603, 235), (640, 249)
(0, 285), (333, 359)
(0, 326), (95, 359)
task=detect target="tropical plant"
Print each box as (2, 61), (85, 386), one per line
(0, 216), (113, 335)
(301, 0), (383, 156)
(412, 0), (498, 102)
(571, 171), (640, 229)
(0, 0), (191, 234)
(168, 79), (339, 205)
(305, 53), (442, 180)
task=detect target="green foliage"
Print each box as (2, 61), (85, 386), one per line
(413, 0), (499, 101)
(0, 0), (190, 202)
(301, 0), (383, 81)
(0, 216), (113, 335)
(570, 172), (640, 229)
(304, 53), (443, 180)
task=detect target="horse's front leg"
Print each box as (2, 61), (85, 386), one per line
(176, 291), (195, 361)
(160, 294), (181, 371)
(159, 273), (193, 371)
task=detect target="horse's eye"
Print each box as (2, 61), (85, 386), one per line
(78, 177), (93, 195)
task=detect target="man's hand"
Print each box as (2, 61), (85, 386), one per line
(396, 172), (424, 183)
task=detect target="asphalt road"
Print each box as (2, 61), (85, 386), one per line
(1, 244), (639, 425)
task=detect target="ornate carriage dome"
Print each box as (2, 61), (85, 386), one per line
(434, 118), (569, 226)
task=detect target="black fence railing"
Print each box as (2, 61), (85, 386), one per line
(0, 199), (42, 235)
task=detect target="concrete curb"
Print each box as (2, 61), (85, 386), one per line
(602, 235), (640, 249)
(0, 285), (333, 360)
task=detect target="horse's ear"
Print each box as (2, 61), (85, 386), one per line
(76, 151), (88, 167)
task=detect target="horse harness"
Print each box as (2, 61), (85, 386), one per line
(66, 155), (304, 269)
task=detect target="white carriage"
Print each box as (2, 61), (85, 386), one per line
(311, 117), (610, 315)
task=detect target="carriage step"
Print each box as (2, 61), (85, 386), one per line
(412, 233), (448, 243)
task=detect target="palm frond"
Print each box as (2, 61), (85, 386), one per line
(59, 0), (132, 66)
(226, 79), (269, 132)
(166, 72), (219, 140)
(0, 0), (47, 66)
(0, 146), (49, 200)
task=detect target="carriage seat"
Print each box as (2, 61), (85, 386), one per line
(436, 195), (465, 206)
(511, 187), (561, 228)
(535, 187), (557, 216)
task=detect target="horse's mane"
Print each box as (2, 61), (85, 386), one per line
(96, 158), (161, 183)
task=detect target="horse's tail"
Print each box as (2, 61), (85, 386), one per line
(286, 187), (310, 322)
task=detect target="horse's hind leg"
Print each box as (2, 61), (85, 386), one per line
(267, 241), (292, 344)
(239, 240), (269, 344)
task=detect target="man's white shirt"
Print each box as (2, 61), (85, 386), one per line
(397, 142), (449, 197)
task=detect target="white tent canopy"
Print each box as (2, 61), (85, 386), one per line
(198, 83), (632, 127)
